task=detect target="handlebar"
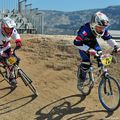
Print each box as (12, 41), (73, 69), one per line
(94, 50), (118, 66)
(13, 46), (20, 53)
(94, 49), (120, 58)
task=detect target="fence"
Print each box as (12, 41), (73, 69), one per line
(110, 30), (120, 42)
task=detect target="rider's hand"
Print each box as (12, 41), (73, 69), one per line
(113, 45), (120, 53)
(88, 49), (97, 56)
(97, 51), (102, 55)
(117, 48), (120, 53)
(10, 51), (13, 55)
(16, 41), (22, 49)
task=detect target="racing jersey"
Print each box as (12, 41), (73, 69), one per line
(0, 28), (21, 52)
(74, 22), (117, 51)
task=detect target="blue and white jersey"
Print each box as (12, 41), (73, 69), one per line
(73, 22), (116, 51)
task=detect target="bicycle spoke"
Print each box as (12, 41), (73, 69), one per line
(99, 76), (120, 111)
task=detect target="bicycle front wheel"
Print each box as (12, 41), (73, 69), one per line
(18, 69), (38, 96)
(98, 75), (120, 111)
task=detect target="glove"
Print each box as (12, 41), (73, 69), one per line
(15, 39), (22, 49)
(16, 41), (22, 49)
(113, 45), (120, 53)
(88, 49), (97, 56)
(97, 51), (102, 55)
(16, 41), (22, 47)
(117, 48), (120, 53)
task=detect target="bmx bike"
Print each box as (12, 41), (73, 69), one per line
(0, 48), (38, 96)
(77, 51), (120, 111)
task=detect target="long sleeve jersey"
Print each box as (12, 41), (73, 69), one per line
(74, 22), (117, 51)
(0, 28), (21, 52)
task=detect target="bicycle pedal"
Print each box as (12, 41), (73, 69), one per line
(10, 82), (17, 88)
(11, 84), (17, 88)
(89, 82), (94, 88)
(77, 85), (84, 91)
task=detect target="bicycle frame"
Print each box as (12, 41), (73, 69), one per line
(0, 49), (38, 95)
(89, 65), (109, 83)
(0, 57), (19, 86)
(78, 52), (120, 111)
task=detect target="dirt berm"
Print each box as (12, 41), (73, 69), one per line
(0, 34), (120, 120)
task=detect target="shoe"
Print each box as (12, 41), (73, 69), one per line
(77, 78), (84, 90)
(10, 79), (17, 87)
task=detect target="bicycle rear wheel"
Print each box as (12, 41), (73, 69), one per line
(18, 69), (38, 96)
(77, 65), (93, 96)
(98, 75), (120, 111)
(0, 68), (17, 88)
(0, 68), (10, 84)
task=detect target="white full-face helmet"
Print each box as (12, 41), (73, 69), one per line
(90, 11), (109, 37)
(1, 17), (16, 37)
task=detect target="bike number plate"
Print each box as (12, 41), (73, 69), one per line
(6, 56), (17, 65)
(101, 55), (112, 66)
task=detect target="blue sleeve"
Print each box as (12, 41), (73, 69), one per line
(74, 25), (90, 46)
(73, 39), (83, 46)
(77, 26), (89, 40)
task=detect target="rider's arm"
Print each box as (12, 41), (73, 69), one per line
(102, 29), (118, 48)
(0, 41), (11, 52)
(11, 29), (22, 48)
(106, 39), (118, 48)
(73, 26), (90, 51)
(74, 35), (90, 51)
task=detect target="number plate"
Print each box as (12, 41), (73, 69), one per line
(6, 56), (17, 65)
(101, 54), (112, 66)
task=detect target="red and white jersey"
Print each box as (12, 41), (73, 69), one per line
(0, 28), (21, 52)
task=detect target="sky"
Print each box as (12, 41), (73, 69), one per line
(0, 0), (120, 12)
(27, 0), (120, 11)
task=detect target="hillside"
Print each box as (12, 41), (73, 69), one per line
(0, 34), (120, 120)
(41, 5), (120, 35)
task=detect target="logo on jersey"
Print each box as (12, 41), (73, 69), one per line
(82, 31), (87, 36)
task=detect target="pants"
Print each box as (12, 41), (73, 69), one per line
(79, 50), (91, 81)
(79, 49), (102, 81)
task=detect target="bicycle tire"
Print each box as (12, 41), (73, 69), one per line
(98, 75), (120, 111)
(0, 68), (17, 88)
(0, 69), (5, 78)
(18, 69), (38, 96)
(77, 65), (92, 96)
(0, 68), (10, 84)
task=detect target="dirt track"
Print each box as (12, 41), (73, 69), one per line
(0, 35), (120, 120)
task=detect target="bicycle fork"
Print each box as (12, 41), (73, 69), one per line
(102, 71), (113, 96)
